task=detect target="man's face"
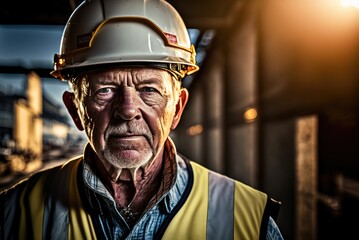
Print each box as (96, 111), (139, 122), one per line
(69, 67), (185, 170)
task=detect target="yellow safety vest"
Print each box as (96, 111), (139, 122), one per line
(1, 157), (279, 240)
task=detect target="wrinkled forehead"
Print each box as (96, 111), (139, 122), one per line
(86, 67), (173, 84)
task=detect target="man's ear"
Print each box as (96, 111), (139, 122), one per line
(63, 91), (84, 131)
(171, 88), (189, 130)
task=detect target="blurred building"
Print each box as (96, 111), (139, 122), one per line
(0, 72), (43, 174)
(0, 71), (74, 176)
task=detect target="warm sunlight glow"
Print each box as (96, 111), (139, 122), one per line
(341, 0), (359, 8)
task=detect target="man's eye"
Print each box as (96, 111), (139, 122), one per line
(140, 87), (157, 93)
(95, 87), (116, 102)
(97, 87), (113, 94)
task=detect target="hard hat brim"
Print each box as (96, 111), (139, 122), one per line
(51, 55), (199, 80)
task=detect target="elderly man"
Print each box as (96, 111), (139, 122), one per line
(0, 0), (284, 239)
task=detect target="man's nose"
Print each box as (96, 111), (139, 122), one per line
(114, 87), (140, 120)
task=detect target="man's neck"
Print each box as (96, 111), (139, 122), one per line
(91, 148), (165, 218)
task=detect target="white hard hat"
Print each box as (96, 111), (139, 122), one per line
(51, 0), (199, 80)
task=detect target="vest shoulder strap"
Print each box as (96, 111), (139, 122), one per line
(160, 157), (271, 240)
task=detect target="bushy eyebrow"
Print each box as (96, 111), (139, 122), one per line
(137, 77), (164, 85)
(93, 79), (117, 85)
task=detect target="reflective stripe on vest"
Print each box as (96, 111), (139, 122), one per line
(163, 161), (267, 240)
(16, 158), (96, 240)
(19, 171), (46, 239)
(67, 159), (97, 240)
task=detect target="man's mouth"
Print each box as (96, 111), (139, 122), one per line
(108, 134), (148, 147)
(109, 133), (144, 140)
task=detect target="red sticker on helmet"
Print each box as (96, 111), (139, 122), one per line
(164, 32), (178, 45)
